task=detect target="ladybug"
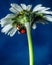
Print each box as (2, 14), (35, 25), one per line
(20, 29), (26, 33)
(17, 25), (26, 34)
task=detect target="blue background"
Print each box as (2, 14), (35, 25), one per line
(0, 0), (52, 65)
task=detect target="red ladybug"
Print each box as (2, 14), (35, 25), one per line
(20, 29), (26, 33)
(17, 25), (26, 34)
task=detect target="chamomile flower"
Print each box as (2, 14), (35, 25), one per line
(0, 3), (52, 37)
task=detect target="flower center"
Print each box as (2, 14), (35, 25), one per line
(17, 10), (32, 24)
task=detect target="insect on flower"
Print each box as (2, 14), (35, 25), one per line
(0, 3), (52, 36)
(17, 24), (26, 33)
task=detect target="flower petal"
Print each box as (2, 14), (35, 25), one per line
(9, 7), (19, 14)
(34, 4), (42, 9)
(18, 31), (20, 34)
(33, 4), (42, 12)
(5, 14), (16, 18)
(20, 4), (27, 10)
(10, 3), (23, 12)
(41, 7), (50, 11)
(8, 27), (17, 37)
(33, 7), (46, 12)
(38, 10), (52, 14)
(1, 24), (13, 34)
(0, 17), (14, 27)
(26, 5), (32, 11)
(32, 24), (36, 29)
(45, 15), (52, 22)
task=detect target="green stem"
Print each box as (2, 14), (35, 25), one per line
(25, 22), (34, 65)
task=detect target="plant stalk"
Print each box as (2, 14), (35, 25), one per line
(25, 22), (34, 65)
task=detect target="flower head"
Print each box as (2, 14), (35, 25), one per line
(0, 3), (52, 37)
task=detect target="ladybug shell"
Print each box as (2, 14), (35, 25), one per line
(19, 28), (26, 33)
(20, 29), (26, 33)
(17, 25), (26, 33)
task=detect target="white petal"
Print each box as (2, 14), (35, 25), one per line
(33, 7), (46, 12)
(32, 24), (36, 29)
(9, 7), (19, 13)
(0, 18), (13, 27)
(1, 24), (13, 34)
(21, 4), (27, 10)
(10, 3), (23, 12)
(38, 10), (52, 14)
(8, 27), (17, 37)
(41, 7), (50, 11)
(34, 4), (42, 9)
(45, 15), (52, 22)
(33, 4), (42, 12)
(26, 5), (32, 11)
(37, 7), (46, 11)
(18, 31), (20, 34)
(5, 14), (16, 18)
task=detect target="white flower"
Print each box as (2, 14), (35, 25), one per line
(0, 3), (52, 37)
